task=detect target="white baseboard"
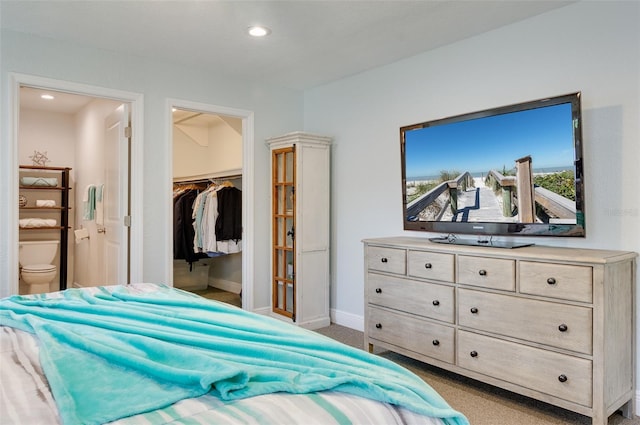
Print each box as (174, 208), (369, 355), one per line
(208, 278), (242, 294)
(635, 390), (640, 416)
(330, 308), (364, 332)
(251, 306), (271, 316)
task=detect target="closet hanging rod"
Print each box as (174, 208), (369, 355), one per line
(173, 174), (243, 185)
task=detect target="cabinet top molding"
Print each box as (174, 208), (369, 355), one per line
(265, 131), (332, 148)
(363, 236), (638, 265)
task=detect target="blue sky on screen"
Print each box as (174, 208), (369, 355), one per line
(404, 103), (574, 180)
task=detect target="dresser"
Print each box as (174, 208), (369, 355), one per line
(363, 236), (637, 425)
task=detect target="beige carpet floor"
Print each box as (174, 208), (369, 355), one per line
(316, 324), (639, 425)
(190, 286), (242, 307)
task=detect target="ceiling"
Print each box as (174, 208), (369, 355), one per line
(2, 1), (575, 92)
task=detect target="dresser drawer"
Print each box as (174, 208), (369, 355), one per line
(408, 250), (455, 282)
(368, 273), (454, 323)
(368, 307), (455, 364)
(458, 289), (592, 354)
(367, 246), (406, 274)
(457, 331), (592, 407)
(520, 262), (593, 303)
(458, 255), (515, 291)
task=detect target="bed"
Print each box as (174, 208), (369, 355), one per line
(0, 283), (468, 425)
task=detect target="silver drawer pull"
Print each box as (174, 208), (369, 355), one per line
(558, 374), (568, 383)
(375, 288), (382, 294)
(558, 324), (568, 332)
(547, 277), (557, 285)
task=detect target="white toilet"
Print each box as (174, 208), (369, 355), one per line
(19, 240), (59, 294)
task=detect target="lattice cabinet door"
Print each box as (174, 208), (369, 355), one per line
(266, 132), (331, 329)
(270, 146), (296, 319)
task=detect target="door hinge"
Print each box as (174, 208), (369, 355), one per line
(124, 126), (132, 138)
(124, 216), (132, 227)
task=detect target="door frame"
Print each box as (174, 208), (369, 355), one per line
(166, 98), (255, 310)
(5, 73), (144, 295)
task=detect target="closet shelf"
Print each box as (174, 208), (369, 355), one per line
(19, 186), (72, 191)
(19, 226), (70, 230)
(20, 206), (70, 210)
(19, 165), (71, 171)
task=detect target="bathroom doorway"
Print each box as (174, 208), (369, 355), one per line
(10, 74), (143, 295)
(169, 99), (253, 309)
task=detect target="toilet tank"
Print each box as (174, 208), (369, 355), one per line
(19, 240), (60, 266)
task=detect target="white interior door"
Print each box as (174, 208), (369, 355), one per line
(104, 104), (130, 284)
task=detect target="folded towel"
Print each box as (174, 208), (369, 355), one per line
(36, 200), (56, 207)
(83, 185), (96, 221)
(19, 218), (57, 228)
(20, 177), (58, 187)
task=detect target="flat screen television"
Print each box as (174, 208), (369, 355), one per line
(400, 92), (585, 248)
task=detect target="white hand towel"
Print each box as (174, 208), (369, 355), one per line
(95, 184), (104, 225)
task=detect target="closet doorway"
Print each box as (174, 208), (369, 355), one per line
(170, 100), (252, 309)
(10, 74), (143, 296)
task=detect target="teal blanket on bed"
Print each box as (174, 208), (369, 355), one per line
(0, 285), (468, 425)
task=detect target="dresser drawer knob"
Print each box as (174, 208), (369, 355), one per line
(470, 307), (478, 314)
(558, 324), (568, 332)
(547, 277), (557, 285)
(558, 374), (568, 383)
(425, 263), (432, 269)
(478, 269), (487, 276)
(375, 323), (382, 329)
(432, 339), (440, 346)
(381, 258), (388, 263)
(375, 288), (382, 294)
(432, 300), (440, 306)
(470, 350), (478, 358)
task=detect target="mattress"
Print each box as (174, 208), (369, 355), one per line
(0, 283), (467, 425)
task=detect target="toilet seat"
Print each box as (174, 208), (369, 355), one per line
(22, 264), (56, 273)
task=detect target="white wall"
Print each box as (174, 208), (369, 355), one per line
(304, 0), (640, 396)
(1, 29), (304, 310)
(173, 115), (242, 179)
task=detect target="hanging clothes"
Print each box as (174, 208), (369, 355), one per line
(190, 183), (242, 256)
(216, 186), (242, 241)
(173, 188), (207, 266)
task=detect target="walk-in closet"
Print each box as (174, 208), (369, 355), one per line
(172, 108), (243, 307)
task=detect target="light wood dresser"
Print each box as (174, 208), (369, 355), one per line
(363, 237), (637, 425)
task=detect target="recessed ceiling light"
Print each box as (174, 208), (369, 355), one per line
(41, 94), (55, 100)
(248, 25), (271, 37)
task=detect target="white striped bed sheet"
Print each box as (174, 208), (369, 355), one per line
(1, 284), (445, 425)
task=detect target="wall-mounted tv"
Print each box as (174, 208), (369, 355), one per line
(401, 92), (585, 247)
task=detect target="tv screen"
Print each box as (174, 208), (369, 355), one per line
(401, 92), (585, 243)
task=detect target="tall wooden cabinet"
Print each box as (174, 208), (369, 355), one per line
(363, 236), (637, 425)
(266, 132), (331, 330)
